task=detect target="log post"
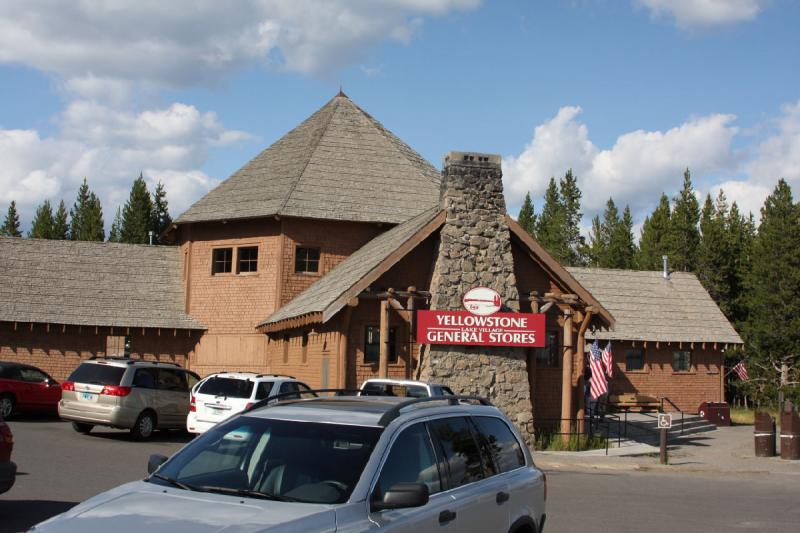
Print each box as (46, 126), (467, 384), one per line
(406, 286), (417, 379)
(379, 295), (391, 378)
(561, 309), (574, 443)
(576, 307), (594, 433)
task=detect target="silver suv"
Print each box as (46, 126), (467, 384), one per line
(36, 393), (547, 532)
(59, 358), (200, 440)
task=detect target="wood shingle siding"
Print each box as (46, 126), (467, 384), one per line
(0, 236), (204, 331)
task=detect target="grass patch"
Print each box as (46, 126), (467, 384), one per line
(730, 407), (780, 426)
(534, 431), (608, 452)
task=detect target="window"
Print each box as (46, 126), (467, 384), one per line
(212, 247), (233, 274)
(67, 363), (125, 386)
(472, 416), (526, 474)
(626, 348), (645, 372)
(295, 246), (320, 273)
(673, 351), (692, 372)
(535, 330), (559, 368)
(255, 381), (275, 400)
(237, 246), (258, 273)
(133, 368), (158, 389)
(19, 367), (49, 383)
(375, 423), (441, 499)
(429, 417), (485, 488)
(198, 377), (254, 398)
(363, 326), (397, 364)
(158, 369), (187, 392)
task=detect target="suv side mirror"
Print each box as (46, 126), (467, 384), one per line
(147, 454), (168, 475)
(371, 483), (429, 512)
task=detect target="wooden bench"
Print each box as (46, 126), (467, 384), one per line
(610, 393), (661, 412)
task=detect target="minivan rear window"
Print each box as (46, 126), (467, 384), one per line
(198, 377), (255, 399)
(68, 363), (126, 386)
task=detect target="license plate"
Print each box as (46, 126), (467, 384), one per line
(80, 392), (95, 401)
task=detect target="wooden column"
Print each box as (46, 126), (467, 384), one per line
(379, 298), (391, 378)
(406, 286), (417, 379)
(337, 304), (354, 389)
(576, 307), (594, 433)
(560, 309), (574, 442)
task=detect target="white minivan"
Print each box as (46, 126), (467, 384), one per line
(186, 372), (312, 434)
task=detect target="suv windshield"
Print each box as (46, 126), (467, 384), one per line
(68, 363), (125, 386)
(198, 377), (255, 399)
(152, 417), (382, 504)
(361, 383), (428, 398)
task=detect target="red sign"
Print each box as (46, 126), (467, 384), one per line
(417, 310), (546, 347)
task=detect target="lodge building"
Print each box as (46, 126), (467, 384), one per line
(0, 93), (742, 442)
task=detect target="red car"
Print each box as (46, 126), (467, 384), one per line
(0, 416), (14, 494)
(0, 362), (62, 418)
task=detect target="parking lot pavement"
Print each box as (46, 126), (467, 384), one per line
(1, 416), (189, 532)
(3, 417), (799, 533)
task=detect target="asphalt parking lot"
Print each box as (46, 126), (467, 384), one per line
(2, 417), (799, 532)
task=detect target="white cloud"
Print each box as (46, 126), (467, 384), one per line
(634, 0), (767, 29)
(503, 106), (739, 217)
(709, 180), (772, 221)
(0, 101), (248, 230)
(745, 100), (800, 185)
(0, 0), (479, 95)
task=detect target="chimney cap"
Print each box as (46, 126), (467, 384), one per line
(444, 151), (501, 167)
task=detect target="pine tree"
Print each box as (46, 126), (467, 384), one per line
(29, 200), (55, 239)
(666, 168), (701, 272)
(585, 215), (605, 267)
(559, 169), (585, 265)
(696, 192), (732, 314)
(727, 202), (755, 327)
(608, 205), (636, 269)
(70, 178), (105, 241)
(1, 201), (22, 237)
(743, 179), (800, 402)
(52, 200), (70, 240)
(517, 192), (536, 236)
(121, 174), (154, 244)
(636, 193), (672, 270)
(150, 181), (172, 239)
(535, 177), (569, 263)
(109, 207), (123, 243)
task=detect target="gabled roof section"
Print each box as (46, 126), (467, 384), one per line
(506, 217), (615, 327)
(258, 207), (445, 331)
(0, 237), (204, 330)
(176, 93), (441, 225)
(567, 267), (743, 344)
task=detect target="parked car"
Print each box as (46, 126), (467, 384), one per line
(187, 372), (313, 434)
(360, 378), (454, 398)
(58, 358), (200, 440)
(0, 361), (62, 418)
(33, 393), (546, 532)
(0, 415), (15, 494)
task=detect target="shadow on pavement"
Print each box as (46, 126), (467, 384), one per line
(0, 499), (76, 532)
(85, 429), (194, 445)
(5, 413), (63, 424)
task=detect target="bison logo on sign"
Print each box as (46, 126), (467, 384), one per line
(462, 287), (502, 316)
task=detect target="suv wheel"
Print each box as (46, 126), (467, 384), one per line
(0, 394), (14, 418)
(131, 411), (156, 441)
(72, 422), (94, 434)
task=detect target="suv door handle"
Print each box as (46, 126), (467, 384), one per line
(496, 491), (510, 504)
(439, 510), (457, 524)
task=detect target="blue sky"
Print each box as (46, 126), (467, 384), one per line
(1, 0), (798, 233)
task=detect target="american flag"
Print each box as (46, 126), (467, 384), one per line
(589, 340), (608, 400)
(602, 341), (614, 378)
(732, 360), (749, 381)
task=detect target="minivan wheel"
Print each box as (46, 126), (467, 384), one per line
(131, 412), (156, 441)
(72, 422), (93, 434)
(0, 394), (14, 418)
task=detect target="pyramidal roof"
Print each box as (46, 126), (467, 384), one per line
(176, 93), (442, 225)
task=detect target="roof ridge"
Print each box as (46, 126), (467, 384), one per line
(277, 96), (341, 215)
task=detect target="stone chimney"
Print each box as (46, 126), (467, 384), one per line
(420, 151), (533, 445)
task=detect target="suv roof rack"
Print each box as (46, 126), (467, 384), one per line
(87, 356), (180, 367)
(243, 388), (361, 413)
(376, 396), (493, 427)
(255, 374), (296, 379)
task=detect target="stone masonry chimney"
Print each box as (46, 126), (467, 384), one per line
(419, 151), (534, 445)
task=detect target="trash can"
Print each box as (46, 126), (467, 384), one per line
(698, 402), (731, 426)
(780, 401), (800, 460)
(754, 411), (776, 457)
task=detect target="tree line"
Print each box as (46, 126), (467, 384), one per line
(0, 174), (172, 245)
(518, 169), (799, 405)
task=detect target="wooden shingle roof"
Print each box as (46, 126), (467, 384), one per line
(0, 237), (204, 330)
(259, 207), (445, 330)
(176, 93), (441, 225)
(566, 267), (742, 344)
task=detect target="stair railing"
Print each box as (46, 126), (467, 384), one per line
(660, 396), (685, 436)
